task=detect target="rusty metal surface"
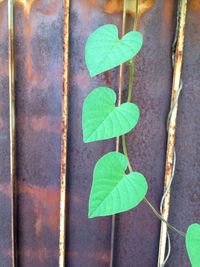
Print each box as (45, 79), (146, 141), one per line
(0, 0), (199, 266)
(14, 1), (63, 266)
(67, 1), (198, 266)
(67, 1), (120, 266)
(67, 0), (174, 266)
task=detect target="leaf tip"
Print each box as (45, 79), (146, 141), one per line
(88, 211), (95, 219)
(83, 134), (90, 143)
(89, 71), (96, 78)
(83, 138), (88, 143)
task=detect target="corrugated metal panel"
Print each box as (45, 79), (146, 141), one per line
(15, 1), (64, 266)
(0, 0), (199, 266)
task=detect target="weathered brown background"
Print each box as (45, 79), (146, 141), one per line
(0, 0), (199, 266)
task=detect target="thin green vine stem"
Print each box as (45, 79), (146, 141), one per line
(122, 0), (185, 238)
(127, 60), (134, 102)
(122, 135), (132, 172)
(127, 0), (138, 103)
(133, 0), (139, 31)
(143, 198), (185, 237)
(122, 137), (185, 237)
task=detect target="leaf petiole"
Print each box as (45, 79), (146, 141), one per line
(144, 197), (185, 237)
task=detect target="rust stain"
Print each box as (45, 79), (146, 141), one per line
(5, 247), (57, 263)
(103, 72), (111, 85)
(84, 0), (154, 16)
(102, 0), (154, 16)
(19, 181), (59, 233)
(189, 0), (200, 11)
(16, 0), (35, 16)
(15, 1), (60, 83)
(162, 0), (173, 24)
(23, 17), (38, 83)
(15, 1), (37, 82)
(165, 163), (172, 175)
(21, 247), (54, 263)
(160, 0), (178, 45)
(88, 251), (110, 263)
(16, 0), (58, 16)
(31, 115), (61, 134)
(26, 28), (40, 83)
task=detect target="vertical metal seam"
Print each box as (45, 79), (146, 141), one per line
(59, 0), (70, 266)
(8, 0), (17, 266)
(157, 1), (188, 266)
(110, 2), (127, 267)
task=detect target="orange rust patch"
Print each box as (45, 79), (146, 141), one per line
(88, 251), (110, 263)
(165, 163), (172, 175)
(31, 115), (61, 134)
(102, 0), (154, 16)
(162, 0), (173, 29)
(25, 32), (39, 82)
(6, 247), (58, 263)
(189, 0), (200, 11)
(16, 0), (35, 16)
(85, 0), (154, 15)
(19, 181), (59, 233)
(103, 72), (111, 85)
(15, 1), (60, 83)
(16, 0), (59, 16)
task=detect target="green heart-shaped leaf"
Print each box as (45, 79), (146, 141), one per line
(85, 24), (143, 77)
(82, 87), (140, 143)
(88, 152), (148, 218)
(186, 224), (200, 267)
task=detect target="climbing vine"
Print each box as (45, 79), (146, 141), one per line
(81, 2), (199, 266)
